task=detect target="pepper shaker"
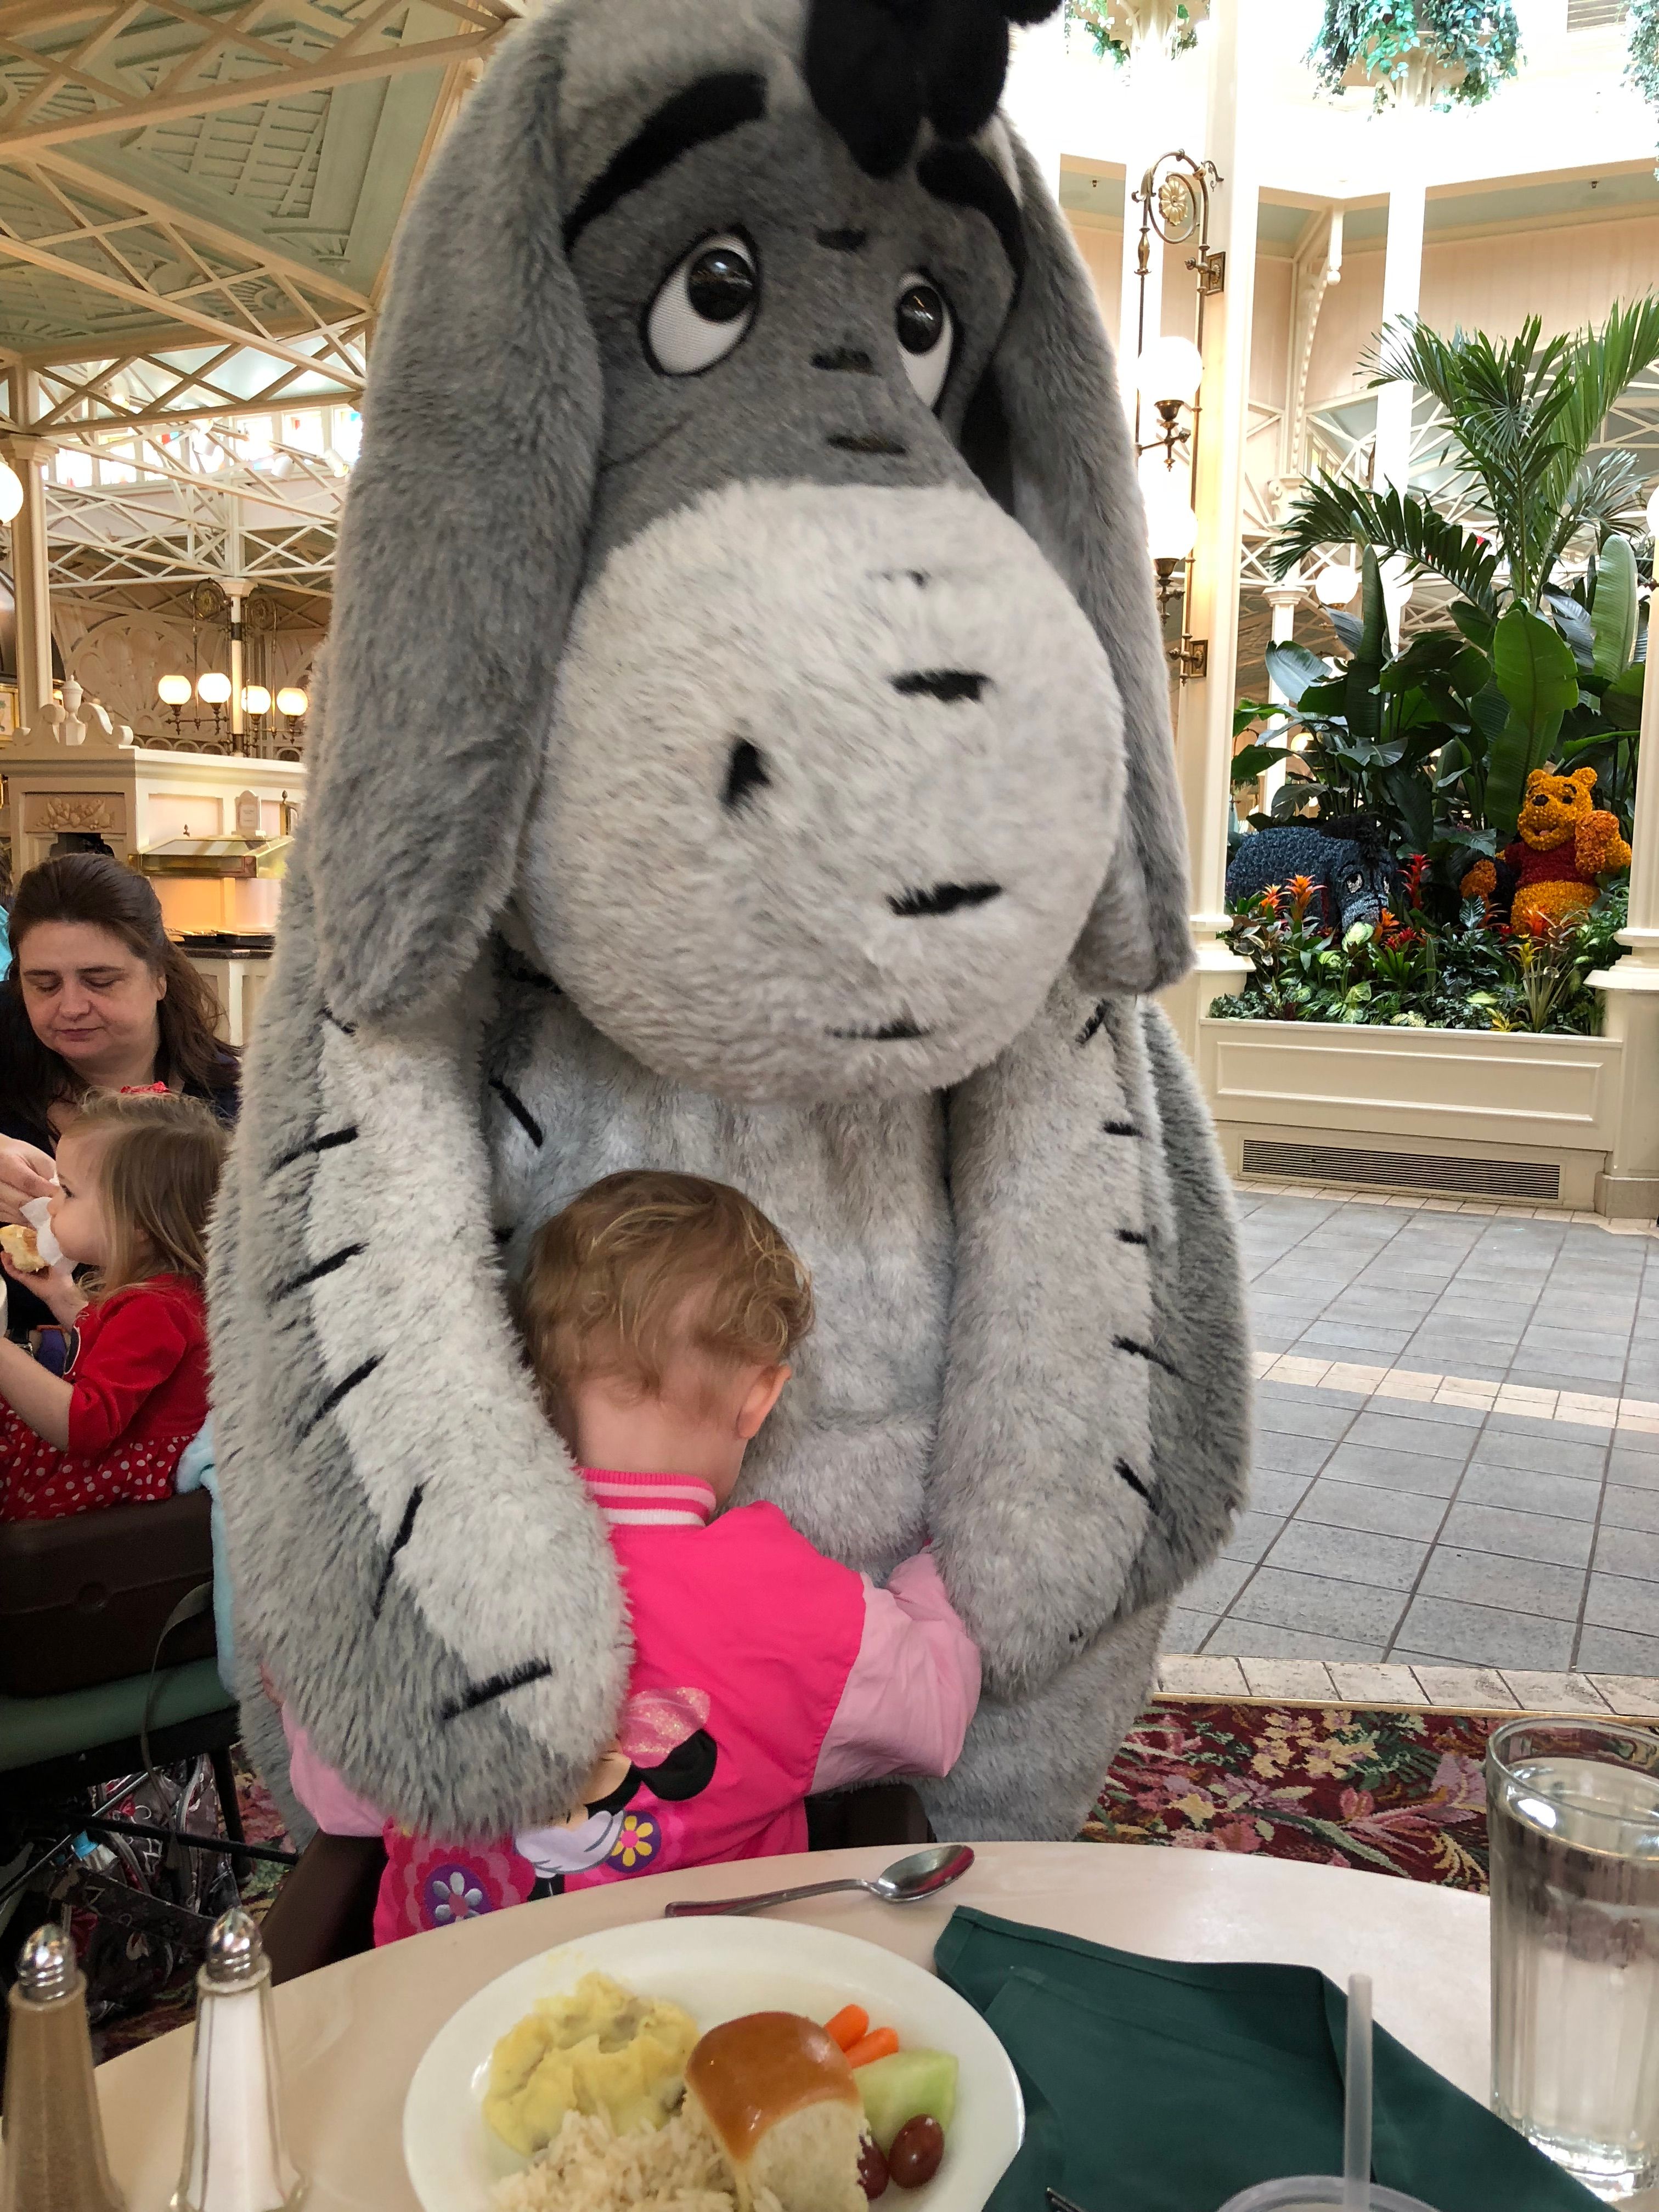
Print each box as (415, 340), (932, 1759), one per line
(1, 1921), (125, 2212)
(172, 1908), (305, 2212)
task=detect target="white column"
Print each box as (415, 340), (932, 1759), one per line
(1259, 579), (1304, 816)
(1589, 629), (1659, 1218)
(1374, 176), (1425, 636)
(1374, 179), (1425, 493)
(1161, 0), (1257, 1054)
(5, 374), (53, 724)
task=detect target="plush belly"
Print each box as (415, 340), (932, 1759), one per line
(484, 958), (951, 1573)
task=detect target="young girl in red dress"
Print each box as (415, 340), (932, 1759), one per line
(0, 1090), (224, 1521)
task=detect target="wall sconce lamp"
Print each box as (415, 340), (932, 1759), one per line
(1132, 149), (1223, 682)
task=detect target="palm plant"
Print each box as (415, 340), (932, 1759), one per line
(1271, 300), (1659, 617)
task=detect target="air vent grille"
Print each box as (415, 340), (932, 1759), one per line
(1240, 1139), (1561, 1201)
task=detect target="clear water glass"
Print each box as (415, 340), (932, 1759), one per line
(1487, 1718), (1659, 2201)
(1216, 2183), (1436, 2210)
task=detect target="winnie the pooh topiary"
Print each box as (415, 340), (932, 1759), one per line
(1460, 766), (1631, 930)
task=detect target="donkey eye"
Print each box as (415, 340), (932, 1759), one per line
(895, 272), (954, 409)
(646, 232), (758, 376)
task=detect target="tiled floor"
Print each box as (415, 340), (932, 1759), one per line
(1168, 1186), (1659, 1680)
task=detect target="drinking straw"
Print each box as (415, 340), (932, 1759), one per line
(1344, 1973), (1374, 2212)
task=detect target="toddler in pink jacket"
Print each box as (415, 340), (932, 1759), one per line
(283, 1169), (979, 1942)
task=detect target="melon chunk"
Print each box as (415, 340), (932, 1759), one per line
(854, 2050), (958, 2154)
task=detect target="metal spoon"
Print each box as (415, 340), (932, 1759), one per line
(663, 1842), (974, 1918)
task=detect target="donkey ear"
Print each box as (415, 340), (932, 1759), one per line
(309, 12), (603, 1025)
(990, 132), (1192, 997)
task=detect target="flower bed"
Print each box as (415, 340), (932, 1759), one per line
(1210, 864), (1628, 1036)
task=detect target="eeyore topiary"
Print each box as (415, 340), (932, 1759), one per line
(211, 0), (1250, 1847)
(1227, 815), (1402, 935)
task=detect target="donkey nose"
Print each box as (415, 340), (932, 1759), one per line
(889, 882), (1003, 918)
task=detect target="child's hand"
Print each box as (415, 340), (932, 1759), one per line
(5, 1253), (85, 1327)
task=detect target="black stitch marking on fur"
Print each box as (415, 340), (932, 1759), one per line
(893, 670), (989, 703)
(1114, 1335), (1184, 1380)
(889, 882), (1002, 918)
(320, 1006), (357, 1036)
(814, 347), (875, 374)
(830, 1018), (930, 1042)
(271, 1125), (359, 1173)
(441, 1658), (555, 1723)
(489, 1078), (545, 1149)
(273, 1242), (365, 1301)
(1115, 1458), (1155, 1506)
(563, 74), (767, 251)
(878, 568), (929, 588)
(1118, 1228), (1149, 1247)
(370, 1484), (424, 1621)
(817, 227), (868, 251)
(1103, 1118), (1142, 1139)
(723, 738), (770, 813)
(828, 431), (909, 457)
(1075, 999), (1110, 1049)
(917, 145), (1027, 285)
(493, 1224), (514, 1245)
(299, 1355), (382, 1440)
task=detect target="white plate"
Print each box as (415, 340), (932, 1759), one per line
(403, 1916), (1024, 2212)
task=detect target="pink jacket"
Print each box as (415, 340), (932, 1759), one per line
(284, 1468), (979, 1942)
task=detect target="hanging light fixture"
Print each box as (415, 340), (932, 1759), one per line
(0, 460), (22, 525)
(1645, 484), (1659, 538)
(275, 686), (308, 720)
(1316, 561), (1361, 608)
(196, 672), (230, 705)
(240, 684), (272, 716)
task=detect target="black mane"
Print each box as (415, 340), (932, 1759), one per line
(804, 0), (1060, 179)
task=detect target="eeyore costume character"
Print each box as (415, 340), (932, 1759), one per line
(211, 0), (1250, 1847)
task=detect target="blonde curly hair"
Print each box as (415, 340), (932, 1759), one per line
(516, 1170), (814, 1442)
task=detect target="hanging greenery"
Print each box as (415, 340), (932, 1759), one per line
(1307, 1), (1521, 111)
(1063, 0), (1200, 67)
(1630, 0), (1659, 156)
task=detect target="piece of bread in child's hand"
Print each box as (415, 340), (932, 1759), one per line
(0, 1223), (47, 1273)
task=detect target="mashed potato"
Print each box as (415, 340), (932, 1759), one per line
(485, 1973), (701, 2157)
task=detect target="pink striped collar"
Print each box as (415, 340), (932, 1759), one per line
(580, 1466), (716, 1529)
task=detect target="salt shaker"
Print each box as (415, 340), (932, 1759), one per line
(1, 1921), (125, 2212)
(171, 1908), (306, 2212)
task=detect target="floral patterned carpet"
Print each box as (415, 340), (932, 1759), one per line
(1084, 1699), (1494, 1891)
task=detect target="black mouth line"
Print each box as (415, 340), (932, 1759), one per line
(828, 1019), (932, 1042)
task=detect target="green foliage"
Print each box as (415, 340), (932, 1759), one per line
(1275, 308), (1659, 616)
(1307, 0), (1521, 111)
(1063, 2), (1198, 64)
(1214, 875), (1627, 1035)
(1254, 303), (1655, 866)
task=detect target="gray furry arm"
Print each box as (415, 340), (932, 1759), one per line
(208, 854), (630, 1842)
(927, 981), (1246, 1700)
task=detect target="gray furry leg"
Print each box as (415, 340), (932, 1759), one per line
(919, 1600), (1165, 1840)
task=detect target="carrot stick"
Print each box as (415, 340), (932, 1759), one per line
(844, 2027), (900, 2070)
(824, 2005), (870, 2052)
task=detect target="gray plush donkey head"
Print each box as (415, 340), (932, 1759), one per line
(308, 0), (1190, 1102)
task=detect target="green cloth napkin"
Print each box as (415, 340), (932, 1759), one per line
(934, 1906), (1600, 2212)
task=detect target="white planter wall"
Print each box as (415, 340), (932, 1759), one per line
(1195, 1017), (1629, 1211)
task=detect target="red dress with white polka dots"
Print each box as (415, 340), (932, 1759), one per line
(0, 1274), (208, 1522)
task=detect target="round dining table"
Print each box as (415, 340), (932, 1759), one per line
(89, 1839), (1629, 2211)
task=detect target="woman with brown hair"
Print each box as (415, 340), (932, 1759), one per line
(0, 854), (237, 1337)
